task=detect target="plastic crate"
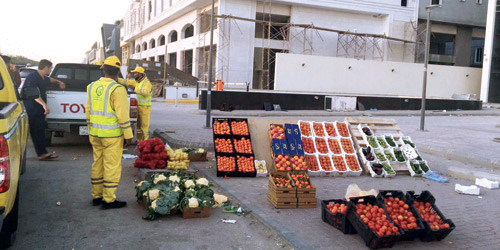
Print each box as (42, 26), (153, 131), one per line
(347, 196), (403, 249)
(376, 190), (425, 241)
(212, 118), (232, 136)
(216, 154), (238, 177)
(321, 199), (357, 235)
(229, 118), (250, 136)
(406, 191), (456, 242)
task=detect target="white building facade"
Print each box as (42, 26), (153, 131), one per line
(121, 0), (419, 89)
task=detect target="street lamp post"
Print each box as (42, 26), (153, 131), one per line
(420, 2), (441, 131)
(205, 0), (215, 128)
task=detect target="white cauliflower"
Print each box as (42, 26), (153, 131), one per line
(150, 200), (158, 211)
(148, 189), (160, 200)
(213, 194), (229, 208)
(188, 197), (199, 208)
(137, 180), (146, 187)
(196, 178), (209, 186)
(153, 174), (167, 184)
(169, 175), (180, 183)
(174, 186), (181, 192)
(184, 180), (195, 189)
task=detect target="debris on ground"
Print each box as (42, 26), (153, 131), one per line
(221, 218), (237, 224)
(455, 184), (480, 195)
(122, 154), (138, 159)
(475, 178), (499, 189)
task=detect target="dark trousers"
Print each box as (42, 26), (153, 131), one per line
(28, 114), (48, 156)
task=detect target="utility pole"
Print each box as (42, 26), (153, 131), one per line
(205, 0), (215, 128)
(420, 1), (441, 131)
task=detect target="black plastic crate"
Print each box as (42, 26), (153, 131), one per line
(406, 191), (455, 242)
(376, 190), (425, 241)
(229, 118), (250, 136)
(232, 135), (254, 154)
(212, 118), (232, 136)
(321, 199), (357, 235)
(347, 196), (403, 249)
(235, 153), (257, 177)
(215, 153), (238, 177)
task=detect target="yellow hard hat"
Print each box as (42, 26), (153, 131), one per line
(101, 56), (121, 69)
(131, 66), (145, 74)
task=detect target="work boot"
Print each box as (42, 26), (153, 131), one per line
(92, 198), (102, 206)
(102, 200), (127, 209)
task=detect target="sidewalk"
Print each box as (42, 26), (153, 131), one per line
(151, 103), (500, 176)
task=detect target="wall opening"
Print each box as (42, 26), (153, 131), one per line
(182, 49), (193, 75)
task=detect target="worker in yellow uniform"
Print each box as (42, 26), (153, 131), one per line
(119, 66), (152, 141)
(86, 56), (133, 209)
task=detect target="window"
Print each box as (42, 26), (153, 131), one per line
(430, 33), (455, 56)
(255, 13), (290, 40)
(168, 52), (177, 68)
(75, 68), (88, 81)
(159, 35), (166, 46)
(149, 57), (155, 61)
(182, 49), (193, 74)
(158, 55), (165, 62)
(431, 0), (442, 5)
(136, 45), (141, 53)
(150, 38), (156, 48)
(476, 0), (483, 4)
(154, 0), (157, 16)
(161, 0), (164, 12)
(182, 24), (194, 39)
(90, 69), (103, 81)
(142, 42), (147, 51)
(474, 47), (484, 64)
(143, 6), (146, 23)
(148, 1), (152, 20)
(54, 68), (73, 79)
(169, 30), (178, 43)
(401, 0), (407, 7)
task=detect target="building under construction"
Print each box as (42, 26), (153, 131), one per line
(120, 0), (419, 89)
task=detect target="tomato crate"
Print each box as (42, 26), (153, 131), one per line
(215, 153), (238, 177)
(321, 199), (357, 235)
(347, 196), (404, 249)
(235, 153), (257, 177)
(268, 174), (297, 197)
(212, 118), (231, 136)
(288, 172), (316, 197)
(269, 123), (286, 140)
(229, 118), (250, 136)
(406, 191), (455, 242)
(376, 190), (425, 241)
(233, 135), (253, 154)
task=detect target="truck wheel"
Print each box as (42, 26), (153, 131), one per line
(45, 131), (52, 146)
(0, 184), (19, 249)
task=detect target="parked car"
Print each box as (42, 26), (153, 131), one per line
(0, 57), (37, 248)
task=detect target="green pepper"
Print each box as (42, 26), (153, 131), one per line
(385, 136), (396, 147)
(377, 137), (388, 148)
(419, 161), (429, 172)
(367, 137), (379, 148)
(375, 151), (386, 161)
(394, 150), (405, 162)
(384, 151), (395, 161)
(382, 163), (395, 174)
(403, 139), (415, 148)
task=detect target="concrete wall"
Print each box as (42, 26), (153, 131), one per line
(274, 53), (481, 99)
(418, 0), (487, 28)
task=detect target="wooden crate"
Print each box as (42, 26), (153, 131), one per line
(268, 195), (297, 209)
(345, 117), (409, 175)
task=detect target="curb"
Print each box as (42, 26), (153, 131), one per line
(193, 163), (312, 250)
(418, 145), (500, 171)
(153, 129), (214, 151)
(192, 110), (500, 118)
(447, 166), (500, 183)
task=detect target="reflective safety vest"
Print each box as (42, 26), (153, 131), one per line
(135, 77), (152, 106)
(87, 78), (123, 137)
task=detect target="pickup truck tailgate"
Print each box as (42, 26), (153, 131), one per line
(46, 90), (87, 120)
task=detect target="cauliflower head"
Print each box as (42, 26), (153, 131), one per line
(169, 175), (180, 183)
(188, 197), (199, 208)
(148, 189), (160, 200)
(153, 174), (167, 184)
(184, 180), (195, 189)
(196, 178), (209, 186)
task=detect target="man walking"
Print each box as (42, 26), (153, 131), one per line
(22, 59), (65, 160)
(122, 66), (152, 141)
(86, 56), (133, 209)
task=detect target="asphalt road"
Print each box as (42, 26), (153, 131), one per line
(12, 133), (291, 250)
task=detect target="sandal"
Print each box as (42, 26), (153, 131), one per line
(39, 152), (59, 161)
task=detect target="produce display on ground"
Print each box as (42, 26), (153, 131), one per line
(135, 170), (228, 220)
(340, 138), (355, 154)
(299, 121), (313, 137)
(166, 147), (190, 170)
(315, 137), (329, 154)
(324, 122), (338, 137)
(328, 138), (343, 154)
(213, 118), (256, 177)
(313, 122), (326, 137)
(336, 122), (350, 138)
(269, 124), (286, 139)
(268, 172), (317, 209)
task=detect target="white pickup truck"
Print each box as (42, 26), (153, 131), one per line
(45, 63), (137, 144)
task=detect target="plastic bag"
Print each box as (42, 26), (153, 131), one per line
(345, 184), (378, 201)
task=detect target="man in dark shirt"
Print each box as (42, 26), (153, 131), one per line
(23, 59), (66, 160)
